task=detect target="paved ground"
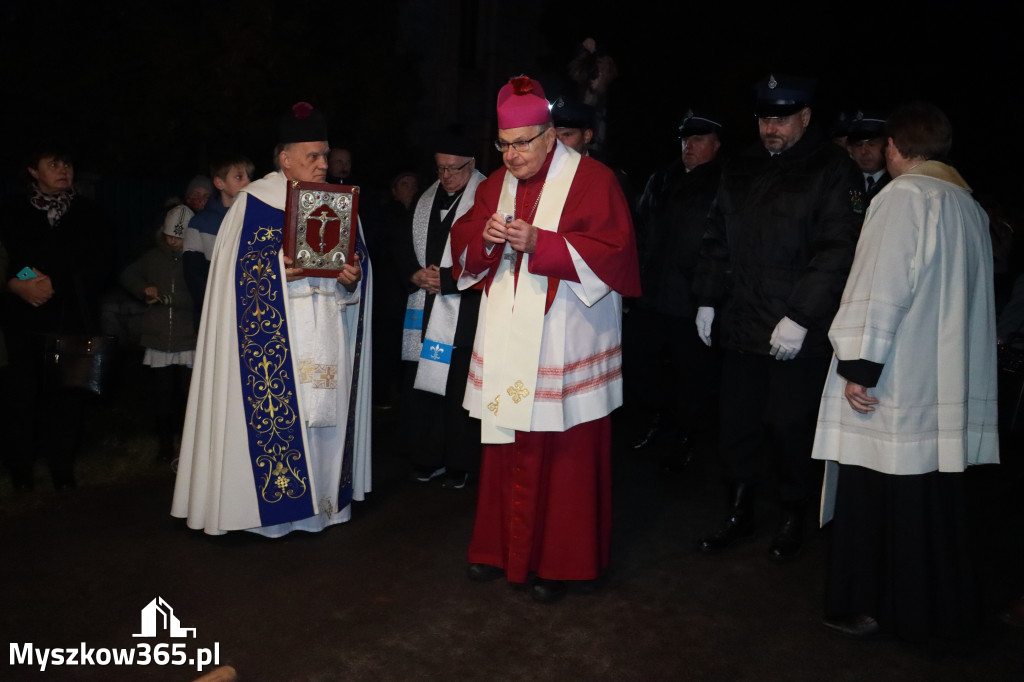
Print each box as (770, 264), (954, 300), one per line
(2, 364), (1023, 681)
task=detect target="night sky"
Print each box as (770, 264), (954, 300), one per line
(3, 0), (1021, 211)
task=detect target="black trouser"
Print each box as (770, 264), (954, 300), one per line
(623, 307), (720, 432)
(1, 335), (83, 487)
(149, 364), (192, 451)
(718, 350), (830, 502)
(406, 346), (481, 474)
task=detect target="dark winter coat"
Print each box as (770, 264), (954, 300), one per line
(0, 190), (107, 338)
(120, 238), (196, 352)
(693, 126), (863, 357)
(633, 156), (722, 318)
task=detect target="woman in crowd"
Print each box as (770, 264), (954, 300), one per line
(0, 142), (107, 491)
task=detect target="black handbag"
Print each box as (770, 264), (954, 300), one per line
(38, 333), (118, 397)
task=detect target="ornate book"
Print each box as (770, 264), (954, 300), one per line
(283, 181), (360, 277)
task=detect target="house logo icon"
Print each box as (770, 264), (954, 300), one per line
(132, 597), (197, 638)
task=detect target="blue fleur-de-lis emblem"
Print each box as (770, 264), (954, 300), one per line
(429, 343), (446, 361)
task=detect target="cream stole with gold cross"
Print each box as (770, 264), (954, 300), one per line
(480, 144), (581, 443)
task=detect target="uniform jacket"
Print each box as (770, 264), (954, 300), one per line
(634, 156), (721, 318)
(693, 127), (863, 357)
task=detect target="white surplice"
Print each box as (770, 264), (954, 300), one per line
(811, 161), (999, 521)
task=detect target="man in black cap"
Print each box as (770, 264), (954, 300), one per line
(400, 129), (487, 489)
(551, 94), (634, 208)
(846, 110), (890, 204)
(626, 109), (724, 462)
(829, 110), (852, 149)
(551, 95), (597, 155)
(692, 74), (863, 560)
(172, 102), (372, 537)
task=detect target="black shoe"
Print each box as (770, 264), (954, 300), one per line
(768, 502), (806, 562)
(698, 483), (755, 553)
(822, 614), (881, 639)
(698, 517), (755, 553)
(532, 578), (568, 604)
(631, 412), (663, 450)
(413, 465), (446, 482)
(632, 426), (660, 450)
(467, 563), (504, 582)
(440, 471), (469, 489)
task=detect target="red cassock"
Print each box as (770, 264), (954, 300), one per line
(451, 149), (640, 583)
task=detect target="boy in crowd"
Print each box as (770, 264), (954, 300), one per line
(182, 155), (254, 330)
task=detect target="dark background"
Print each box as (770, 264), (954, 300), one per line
(2, 0), (1021, 263)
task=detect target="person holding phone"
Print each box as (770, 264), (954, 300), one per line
(0, 142), (107, 491)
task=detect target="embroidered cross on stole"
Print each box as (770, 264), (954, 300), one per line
(480, 145), (581, 443)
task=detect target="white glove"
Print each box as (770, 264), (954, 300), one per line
(769, 316), (807, 361)
(696, 307), (715, 347)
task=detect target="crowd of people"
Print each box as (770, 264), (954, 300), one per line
(2, 68), (1022, 642)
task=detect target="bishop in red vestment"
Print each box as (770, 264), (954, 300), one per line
(450, 76), (640, 603)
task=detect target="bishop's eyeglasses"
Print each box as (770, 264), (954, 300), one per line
(494, 130), (546, 153)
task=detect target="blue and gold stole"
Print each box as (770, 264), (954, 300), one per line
(234, 198), (314, 525)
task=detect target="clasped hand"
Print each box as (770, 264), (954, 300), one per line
(412, 265), (441, 294)
(484, 212), (537, 254)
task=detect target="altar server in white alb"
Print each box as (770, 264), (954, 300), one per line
(172, 102), (373, 537)
(811, 102), (999, 640)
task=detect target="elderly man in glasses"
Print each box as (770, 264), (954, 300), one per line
(401, 129), (486, 490)
(449, 76), (641, 604)
(172, 102), (370, 538)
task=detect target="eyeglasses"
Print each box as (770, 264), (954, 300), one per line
(436, 160), (473, 175)
(494, 129), (547, 153)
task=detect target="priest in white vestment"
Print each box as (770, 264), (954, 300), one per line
(811, 103), (998, 640)
(172, 102), (372, 537)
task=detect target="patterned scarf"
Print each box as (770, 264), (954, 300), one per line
(30, 185), (76, 226)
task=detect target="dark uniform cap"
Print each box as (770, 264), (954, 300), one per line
(678, 108), (724, 138)
(551, 95), (596, 130)
(830, 111), (852, 138)
(754, 74), (816, 118)
(278, 102), (329, 144)
(434, 124), (475, 158)
(846, 110), (887, 142)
